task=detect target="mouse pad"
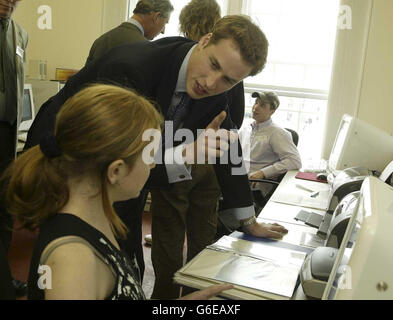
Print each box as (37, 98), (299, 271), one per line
(295, 172), (328, 183)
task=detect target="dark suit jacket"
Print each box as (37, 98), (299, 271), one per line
(227, 81), (245, 129)
(25, 37), (253, 211)
(86, 22), (145, 65)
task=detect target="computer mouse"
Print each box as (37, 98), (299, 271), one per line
(317, 173), (328, 181)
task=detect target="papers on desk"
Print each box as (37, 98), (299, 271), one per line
(270, 179), (331, 210)
(174, 236), (307, 300)
(256, 218), (325, 249)
(258, 201), (326, 227)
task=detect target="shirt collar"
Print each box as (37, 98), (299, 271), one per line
(127, 17), (144, 36)
(251, 118), (273, 130)
(174, 44), (197, 94)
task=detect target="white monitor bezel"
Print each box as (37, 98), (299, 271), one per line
(19, 84), (35, 132)
(328, 114), (393, 173)
(328, 114), (352, 173)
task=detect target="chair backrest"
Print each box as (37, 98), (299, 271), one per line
(285, 128), (299, 146)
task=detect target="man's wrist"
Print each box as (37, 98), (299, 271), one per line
(240, 216), (258, 233)
(240, 216), (256, 227)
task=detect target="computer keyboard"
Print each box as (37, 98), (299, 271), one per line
(301, 159), (327, 173)
(317, 213), (333, 239)
(302, 168), (326, 173)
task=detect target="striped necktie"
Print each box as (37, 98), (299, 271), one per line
(167, 92), (191, 130)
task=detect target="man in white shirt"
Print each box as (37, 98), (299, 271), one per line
(239, 91), (302, 187)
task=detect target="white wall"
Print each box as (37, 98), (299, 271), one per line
(322, 0), (393, 158)
(13, 0), (128, 80)
(357, 0), (393, 136)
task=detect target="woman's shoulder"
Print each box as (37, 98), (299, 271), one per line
(43, 239), (103, 299)
(45, 238), (97, 266)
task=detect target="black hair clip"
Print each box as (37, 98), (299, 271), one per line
(39, 134), (62, 158)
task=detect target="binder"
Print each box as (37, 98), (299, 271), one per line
(174, 236), (307, 300)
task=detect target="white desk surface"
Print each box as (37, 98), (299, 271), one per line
(257, 217), (324, 249)
(269, 170), (331, 210)
(252, 170), (329, 251)
(258, 200), (325, 227)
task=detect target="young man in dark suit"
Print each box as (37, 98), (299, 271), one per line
(24, 15), (288, 297)
(0, 0), (28, 299)
(86, 0), (173, 65)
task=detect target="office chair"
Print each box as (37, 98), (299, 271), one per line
(215, 128), (299, 238)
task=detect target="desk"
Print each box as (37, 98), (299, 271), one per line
(269, 170), (331, 210)
(242, 170), (330, 253)
(175, 170), (332, 299)
(255, 169), (331, 244)
(258, 201), (325, 227)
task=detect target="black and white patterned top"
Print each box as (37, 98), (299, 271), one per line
(98, 237), (145, 300)
(28, 213), (145, 300)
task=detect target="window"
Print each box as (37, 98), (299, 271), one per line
(242, 0), (339, 162)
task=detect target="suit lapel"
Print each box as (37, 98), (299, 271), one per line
(156, 70), (177, 117)
(13, 22), (25, 79)
(183, 94), (228, 131)
(12, 21), (27, 131)
(156, 41), (196, 117)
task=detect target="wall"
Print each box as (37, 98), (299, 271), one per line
(322, 0), (393, 158)
(357, 0), (393, 135)
(13, 0), (128, 80)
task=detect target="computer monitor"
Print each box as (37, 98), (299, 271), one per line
(328, 114), (393, 174)
(322, 176), (393, 299)
(19, 84), (35, 132)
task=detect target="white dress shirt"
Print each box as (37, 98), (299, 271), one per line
(239, 119), (302, 179)
(127, 17), (144, 36)
(156, 45), (197, 183)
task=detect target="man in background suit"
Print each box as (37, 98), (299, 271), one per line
(0, 0), (28, 299)
(25, 16), (288, 298)
(86, 0), (173, 65)
(84, 0), (173, 282)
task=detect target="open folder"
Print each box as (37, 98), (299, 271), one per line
(174, 236), (307, 300)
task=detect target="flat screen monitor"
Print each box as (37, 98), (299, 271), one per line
(328, 114), (393, 174)
(322, 176), (393, 299)
(19, 84), (35, 132)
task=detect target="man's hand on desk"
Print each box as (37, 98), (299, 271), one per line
(242, 220), (288, 239)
